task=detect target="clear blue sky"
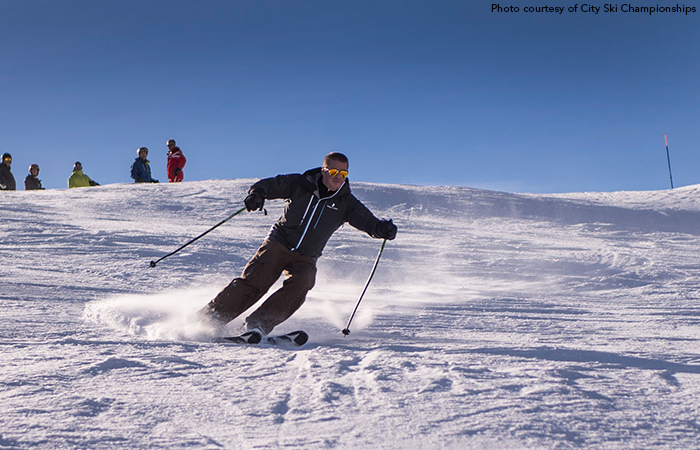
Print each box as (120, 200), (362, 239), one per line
(1, 0), (698, 192)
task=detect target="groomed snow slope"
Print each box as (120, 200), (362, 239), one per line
(2, 179), (700, 449)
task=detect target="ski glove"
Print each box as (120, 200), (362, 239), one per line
(244, 190), (265, 212)
(375, 219), (397, 240)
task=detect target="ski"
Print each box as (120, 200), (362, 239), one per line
(221, 330), (309, 347)
(266, 330), (309, 346)
(222, 330), (263, 344)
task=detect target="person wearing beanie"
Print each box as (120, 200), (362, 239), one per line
(0, 153), (16, 191)
(68, 161), (100, 188)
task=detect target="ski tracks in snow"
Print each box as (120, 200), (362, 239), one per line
(6, 181), (700, 449)
(255, 334), (512, 449)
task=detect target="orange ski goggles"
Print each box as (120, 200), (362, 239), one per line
(323, 167), (348, 179)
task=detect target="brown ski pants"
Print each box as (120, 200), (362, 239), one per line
(202, 239), (317, 334)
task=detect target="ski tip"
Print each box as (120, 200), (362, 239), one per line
(223, 330), (308, 346)
(222, 330), (262, 344)
(291, 330), (309, 346)
(266, 330), (309, 346)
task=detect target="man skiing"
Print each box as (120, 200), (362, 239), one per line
(0, 153), (16, 191)
(166, 139), (186, 182)
(199, 152), (397, 341)
(131, 147), (159, 183)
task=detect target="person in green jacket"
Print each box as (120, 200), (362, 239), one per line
(68, 161), (100, 188)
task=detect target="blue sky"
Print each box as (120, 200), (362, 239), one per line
(1, 0), (698, 192)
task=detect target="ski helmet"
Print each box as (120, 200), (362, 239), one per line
(2, 153), (11, 162)
(166, 139), (176, 147)
(137, 147), (149, 155)
(29, 163), (39, 173)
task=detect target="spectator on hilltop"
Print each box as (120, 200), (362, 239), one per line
(166, 139), (186, 182)
(0, 153), (16, 191)
(68, 161), (100, 188)
(130, 147), (159, 183)
(25, 164), (44, 190)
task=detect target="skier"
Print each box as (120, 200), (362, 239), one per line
(68, 162), (100, 188)
(0, 153), (16, 191)
(24, 164), (44, 190)
(130, 147), (159, 183)
(166, 139), (186, 182)
(198, 152), (397, 341)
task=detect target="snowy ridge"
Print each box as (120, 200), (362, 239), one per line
(2, 180), (700, 449)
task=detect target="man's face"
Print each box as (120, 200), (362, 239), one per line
(321, 160), (348, 192)
(139, 150), (149, 159)
(2, 157), (10, 168)
(30, 166), (39, 176)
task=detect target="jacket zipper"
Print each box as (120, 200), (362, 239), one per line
(291, 182), (345, 252)
(299, 196), (314, 226)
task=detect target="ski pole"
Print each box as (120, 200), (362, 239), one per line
(150, 206), (247, 268)
(342, 239), (387, 336)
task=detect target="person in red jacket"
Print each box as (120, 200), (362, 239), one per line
(166, 139), (186, 182)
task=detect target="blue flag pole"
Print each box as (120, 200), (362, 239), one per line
(665, 134), (674, 189)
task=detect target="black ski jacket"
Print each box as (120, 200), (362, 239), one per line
(249, 167), (385, 258)
(0, 165), (16, 190)
(24, 175), (44, 190)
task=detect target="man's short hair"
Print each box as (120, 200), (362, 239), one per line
(324, 152), (349, 167)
